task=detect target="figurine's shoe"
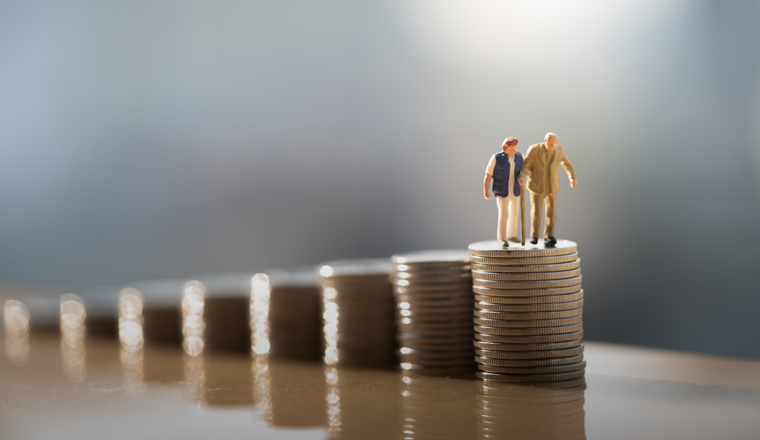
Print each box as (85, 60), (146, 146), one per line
(530, 237), (539, 245)
(545, 236), (557, 247)
(501, 240), (509, 248)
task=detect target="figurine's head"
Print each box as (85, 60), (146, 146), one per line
(544, 133), (558, 152)
(502, 137), (518, 155)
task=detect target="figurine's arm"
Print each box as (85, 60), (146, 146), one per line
(559, 149), (578, 188)
(483, 173), (492, 200)
(484, 155), (497, 199)
(518, 151), (532, 187)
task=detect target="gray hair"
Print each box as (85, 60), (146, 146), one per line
(545, 132), (558, 142)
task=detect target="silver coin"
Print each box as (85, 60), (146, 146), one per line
(475, 345), (584, 360)
(471, 259), (581, 273)
(468, 240), (577, 258)
(473, 285), (582, 297)
(476, 299), (583, 312)
(479, 361), (586, 375)
(474, 323), (583, 336)
(473, 276), (582, 290)
(474, 291), (583, 304)
(472, 268), (581, 281)
(470, 253), (579, 266)
(474, 308), (582, 321)
(474, 339), (583, 352)
(475, 354), (584, 367)
(391, 249), (470, 265)
(475, 330), (584, 344)
(474, 316), (583, 328)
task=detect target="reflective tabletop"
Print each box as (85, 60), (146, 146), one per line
(2, 332), (760, 439)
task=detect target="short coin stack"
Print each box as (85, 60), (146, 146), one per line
(265, 268), (323, 360)
(318, 259), (396, 367)
(468, 240), (585, 383)
(201, 274), (251, 353)
(390, 250), (474, 374)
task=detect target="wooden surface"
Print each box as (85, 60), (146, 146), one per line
(1, 332), (760, 439)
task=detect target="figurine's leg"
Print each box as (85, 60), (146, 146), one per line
(545, 194), (556, 238)
(506, 195), (519, 240)
(529, 192), (542, 239)
(496, 197), (508, 242)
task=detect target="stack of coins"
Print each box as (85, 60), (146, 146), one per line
(265, 268), (323, 360)
(201, 274), (251, 353)
(389, 250), (474, 374)
(468, 240), (585, 384)
(78, 287), (119, 338)
(477, 381), (587, 439)
(127, 280), (185, 346)
(318, 259), (396, 367)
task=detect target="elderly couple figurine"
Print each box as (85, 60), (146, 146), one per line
(483, 133), (578, 248)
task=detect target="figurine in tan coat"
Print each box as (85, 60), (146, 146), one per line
(518, 133), (578, 247)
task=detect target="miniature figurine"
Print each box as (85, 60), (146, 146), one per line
(518, 133), (578, 247)
(483, 137), (523, 248)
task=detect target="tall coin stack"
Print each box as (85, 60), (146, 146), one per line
(318, 259), (396, 367)
(468, 240), (585, 383)
(390, 250), (474, 374)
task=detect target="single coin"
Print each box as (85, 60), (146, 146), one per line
(474, 323), (583, 336)
(470, 253), (579, 266)
(475, 345), (584, 360)
(476, 299), (583, 312)
(473, 276), (582, 290)
(474, 308), (582, 321)
(478, 361), (586, 375)
(472, 268), (581, 281)
(468, 240), (577, 258)
(396, 297), (474, 307)
(475, 354), (584, 367)
(391, 249), (470, 265)
(471, 259), (581, 273)
(476, 369), (584, 382)
(474, 285), (582, 298)
(475, 330), (583, 344)
(398, 348), (474, 358)
(393, 279), (473, 288)
(474, 316), (583, 329)
(400, 340), (475, 351)
(474, 291), (583, 304)
(318, 259), (391, 278)
(473, 339), (583, 352)
(398, 355), (475, 366)
(391, 272), (472, 281)
(394, 285), (474, 294)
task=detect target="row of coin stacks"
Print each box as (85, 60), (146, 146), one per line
(390, 250), (474, 373)
(4, 249), (586, 386)
(468, 240), (586, 383)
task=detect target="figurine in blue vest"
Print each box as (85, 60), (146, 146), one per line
(483, 137), (523, 248)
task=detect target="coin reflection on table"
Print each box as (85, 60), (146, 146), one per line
(323, 366), (401, 439)
(60, 294), (87, 383)
(476, 381), (586, 439)
(251, 354), (326, 427)
(400, 370), (477, 439)
(4, 300), (31, 367)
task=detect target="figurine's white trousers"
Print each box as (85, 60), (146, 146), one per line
(496, 195), (519, 242)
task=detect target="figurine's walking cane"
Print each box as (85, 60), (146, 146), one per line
(520, 185), (526, 246)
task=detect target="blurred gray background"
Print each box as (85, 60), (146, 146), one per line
(0, 0), (758, 358)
